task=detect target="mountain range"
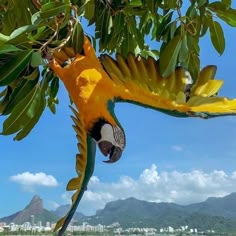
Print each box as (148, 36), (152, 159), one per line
(1, 193), (236, 232)
(0, 195), (57, 225)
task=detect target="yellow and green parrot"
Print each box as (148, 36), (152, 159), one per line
(49, 37), (236, 235)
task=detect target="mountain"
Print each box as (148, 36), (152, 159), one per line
(186, 192), (236, 218)
(2, 193), (236, 232)
(0, 195), (58, 225)
(52, 204), (85, 221)
(84, 193), (236, 232)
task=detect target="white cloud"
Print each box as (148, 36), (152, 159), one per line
(61, 191), (72, 204)
(61, 165), (236, 216)
(46, 200), (60, 210)
(140, 164), (160, 184)
(10, 172), (58, 192)
(172, 145), (183, 152)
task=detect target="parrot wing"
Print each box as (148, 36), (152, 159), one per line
(54, 106), (96, 236)
(100, 54), (236, 118)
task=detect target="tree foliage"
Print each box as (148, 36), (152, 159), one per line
(0, 0), (236, 139)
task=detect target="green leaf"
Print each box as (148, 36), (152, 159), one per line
(140, 49), (159, 59)
(47, 98), (57, 114)
(169, 22), (177, 40)
(31, 51), (43, 67)
(0, 87), (11, 114)
(208, 0), (231, 9)
(222, 0), (231, 8)
(187, 51), (200, 81)
(100, 8), (111, 45)
(208, 18), (225, 55)
(186, 34), (200, 81)
(0, 44), (21, 54)
(129, 0), (143, 7)
(107, 12), (124, 51)
(197, 0), (208, 8)
(50, 77), (59, 98)
(83, 0), (95, 21)
(2, 74), (39, 115)
(23, 68), (39, 81)
(186, 4), (197, 19)
(217, 8), (236, 27)
(159, 34), (182, 77)
(0, 33), (10, 44)
(179, 34), (188, 63)
(9, 25), (37, 41)
(41, 70), (54, 94)
(208, 3), (236, 26)
(31, 11), (41, 25)
(0, 50), (33, 86)
(1, 85), (42, 137)
(199, 14), (209, 37)
(208, 2), (227, 11)
(156, 11), (174, 41)
(14, 89), (46, 141)
(71, 21), (84, 54)
(40, 2), (71, 19)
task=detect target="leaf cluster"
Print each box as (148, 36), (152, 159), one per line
(0, 46), (59, 140)
(0, 0), (72, 139)
(0, 0), (236, 140)
(76, 0), (235, 78)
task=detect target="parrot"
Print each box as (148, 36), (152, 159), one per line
(49, 37), (236, 235)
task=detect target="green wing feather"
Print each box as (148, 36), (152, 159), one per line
(54, 106), (96, 235)
(100, 54), (236, 118)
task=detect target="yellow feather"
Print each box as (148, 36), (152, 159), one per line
(190, 98), (236, 113)
(145, 58), (157, 91)
(76, 153), (86, 173)
(63, 47), (76, 58)
(176, 91), (186, 104)
(173, 67), (187, 93)
(70, 105), (80, 118)
(71, 191), (80, 203)
(66, 176), (83, 191)
(127, 54), (139, 81)
(53, 50), (69, 63)
(163, 73), (173, 93)
(191, 65), (217, 94)
(77, 142), (86, 154)
(72, 123), (85, 138)
(135, 56), (150, 90)
(101, 55), (123, 80)
(159, 89), (170, 99)
(194, 80), (223, 97)
(116, 54), (131, 79)
(53, 217), (66, 232)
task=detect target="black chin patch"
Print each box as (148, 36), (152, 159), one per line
(88, 119), (109, 141)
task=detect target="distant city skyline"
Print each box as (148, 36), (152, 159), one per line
(0, 219), (224, 235)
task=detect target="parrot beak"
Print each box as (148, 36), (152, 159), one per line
(98, 141), (122, 163)
(103, 146), (123, 163)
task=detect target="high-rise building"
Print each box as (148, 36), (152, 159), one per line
(30, 215), (35, 226)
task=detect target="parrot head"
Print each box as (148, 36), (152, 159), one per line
(89, 119), (126, 163)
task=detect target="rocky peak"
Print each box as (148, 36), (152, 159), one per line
(25, 195), (43, 212)
(0, 195), (45, 224)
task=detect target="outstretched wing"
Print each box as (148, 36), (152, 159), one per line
(100, 54), (236, 118)
(54, 106), (96, 236)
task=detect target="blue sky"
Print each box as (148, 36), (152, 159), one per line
(1, 19), (236, 217)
